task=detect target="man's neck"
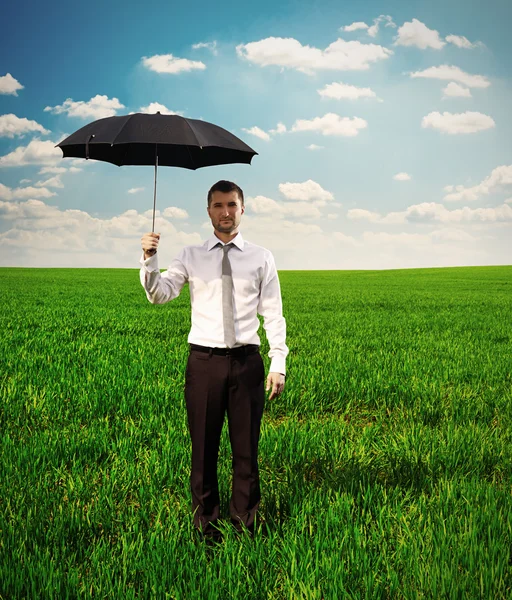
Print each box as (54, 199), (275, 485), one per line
(214, 230), (239, 244)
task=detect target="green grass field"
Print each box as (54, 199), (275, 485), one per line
(1, 266), (511, 599)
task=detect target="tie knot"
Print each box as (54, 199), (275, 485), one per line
(222, 243), (233, 254)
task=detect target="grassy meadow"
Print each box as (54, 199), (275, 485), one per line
(0, 265), (511, 599)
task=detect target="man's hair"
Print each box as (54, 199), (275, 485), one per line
(207, 180), (244, 207)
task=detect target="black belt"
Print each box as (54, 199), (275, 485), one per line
(190, 344), (259, 356)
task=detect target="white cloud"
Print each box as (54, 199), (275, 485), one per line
(328, 214), (339, 220)
(241, 126), (271, 141)
(67, 159), (87, 169)
(363, 231), (431, 244)
(333, 231), (358, 244)
(0, 183), (56, 200)
(0, 138), (64, 167)
(445, 34), (482, 49)
(268, 122), (287, 135)
(347, 208), (381, 222)
(406, 202), (512, 223)
(3, 196), (505, 269)
(349, 201), (512, 224)
(367, 15), (396, 38)
(367, 24), (379, 38)
(393, 172), (411, 181)
(44, 95), (125, 119)
(143, 208), (188, 222)
(280, 221), (323, 234)
(162, 206), (189, 219)
(38, 166), (67, 174)
(128, 187), (145, 194)
(0, 114), (50, 138)
(430, 228), (477, 242)
(443, 165), (512, 202)
(284, 203), (324, 219)
(307, 144), (324, 151)
(410, 65), (490, 88)
(36, 166), (81, 176)
(247, 195), (323, 219)
(394, 19), (446, 49)
(442, 82), (472, 99)
(35, 175), (63, 189)
(362, 227), (475, 245)
(192, 41), (218, 55)
(0, 199), (202, 267)
(242, 122), (286, 140)
(291, 113), (367, 137)
(139, 102), (182, 115)
(19, 178), (31, 184)
(278, 179), (334, 202)
(0, 199), (75, 223)
(422, 111), (495, 134)
(342, 22), (369, 32)
(141, 54), (206, 74)
(247, 196), (281, 214)
(318, 81), (380, 101)
(236, 36), (392, 75)
(239, 211), (503, 270)
(0, 73), (24, 95)
(380, 211), (408, 225)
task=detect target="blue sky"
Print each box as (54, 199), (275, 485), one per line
(1, 0), (511, 269)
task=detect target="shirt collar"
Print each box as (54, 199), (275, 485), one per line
(206, 232), (245, 252)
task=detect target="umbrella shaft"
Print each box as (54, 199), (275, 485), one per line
(152, 149), (158, 233)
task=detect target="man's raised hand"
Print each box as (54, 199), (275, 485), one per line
(141, 232), (160, 258)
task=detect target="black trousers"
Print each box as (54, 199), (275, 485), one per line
(184, 346), (265, 534)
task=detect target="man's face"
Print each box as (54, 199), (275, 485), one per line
(207, 190), (245, 235)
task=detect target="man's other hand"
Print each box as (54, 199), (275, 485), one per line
(141, 232), (160, 258)
(266, 372), (285, 400)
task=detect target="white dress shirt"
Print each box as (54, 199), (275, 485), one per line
(139, 232), (288, 375)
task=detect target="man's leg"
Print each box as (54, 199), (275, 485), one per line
(226, 351), (266, 533)
(184, 351), (228, 536)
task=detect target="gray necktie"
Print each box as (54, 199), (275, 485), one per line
(222, 243), (236, 348)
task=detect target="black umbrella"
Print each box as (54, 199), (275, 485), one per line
(56, 112), (257, 243)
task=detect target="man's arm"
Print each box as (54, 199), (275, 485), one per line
(140, 232), (188, 304)
(257, 251), (288, 399)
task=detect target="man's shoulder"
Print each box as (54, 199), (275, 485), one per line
(242, 238), (273, 257)
(178, 240), (209, 255)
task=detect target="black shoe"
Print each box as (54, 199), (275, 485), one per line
(231, 519), (254, 538)
(204, 531), (223, 546)
(199, 523), (223, 545)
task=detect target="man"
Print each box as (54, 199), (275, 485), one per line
(139, 180), (288, 540)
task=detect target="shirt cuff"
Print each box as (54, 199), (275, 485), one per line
(140, 252), (159, 272)
(269, 355), (286, 376)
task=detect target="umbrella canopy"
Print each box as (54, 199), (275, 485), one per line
(56, 112), (258, 169)
(56, 112), (258, 237)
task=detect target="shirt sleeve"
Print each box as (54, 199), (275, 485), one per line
(257, 251), (289, 375)
(139, 249), (188, 304)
